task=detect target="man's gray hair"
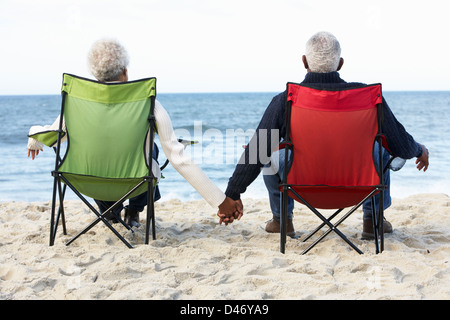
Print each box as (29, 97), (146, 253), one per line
(88, 38), (129, 82)
(305, 32), (341, 73)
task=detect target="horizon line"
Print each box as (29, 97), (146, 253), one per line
(1, 89), (450, 97)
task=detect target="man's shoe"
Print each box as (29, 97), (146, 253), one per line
(265, 218), (295, 237)
(362, 218), (393, 240)
(124, 208), (140, 228)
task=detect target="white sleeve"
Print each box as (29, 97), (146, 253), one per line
(154, 100), (226, 208)
(27, 115), (67, 149)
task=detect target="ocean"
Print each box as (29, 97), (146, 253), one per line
(1, 90), (449, 203)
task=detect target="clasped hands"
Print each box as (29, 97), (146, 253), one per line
(218, 197), (243, 226)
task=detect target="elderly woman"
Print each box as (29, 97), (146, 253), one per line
(27, 38), (241, 227)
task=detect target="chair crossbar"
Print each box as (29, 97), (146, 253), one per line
(281, 186), (384, 255)
(302, 208), (343, 242)
(56, 173), (137, 248)
(285, 187), (363, 254)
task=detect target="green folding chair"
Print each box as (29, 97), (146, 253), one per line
(29, 73), (159, 248)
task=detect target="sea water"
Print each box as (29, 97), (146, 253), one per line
(0, 91), (449, 202)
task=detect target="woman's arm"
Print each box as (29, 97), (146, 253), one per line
(27, 115), (67, 159)
(153, 100), (226, 208)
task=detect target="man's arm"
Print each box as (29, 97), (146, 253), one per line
(381, 98), (423, 159)
(225, 91), (287, 201)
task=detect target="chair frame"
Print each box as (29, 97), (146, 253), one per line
(48, 74), (157, 248)
(280, 83), (387, 255)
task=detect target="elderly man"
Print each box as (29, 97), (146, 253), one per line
(27, 38), (242, 228)
(219, 31), (429, 239)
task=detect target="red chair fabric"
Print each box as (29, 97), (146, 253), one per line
(280, 83), (386, 254)
(286, 84), (383, 209)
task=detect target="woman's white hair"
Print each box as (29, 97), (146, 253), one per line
(88, 38), (129, 82)
(305, 32), (341, 73)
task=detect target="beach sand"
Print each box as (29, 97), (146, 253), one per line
(0, 193), (449, 300)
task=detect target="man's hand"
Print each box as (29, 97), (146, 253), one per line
(217, 197), (243, 226)
(27, 148), (43, 160)
(416, 144), (429, 172)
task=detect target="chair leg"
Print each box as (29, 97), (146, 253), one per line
(379, 192), (385, 253)
(50, 175), (68, 245)
(371, 197), (380, 254)
(370, 193), (386, 254)
(151, 201), (156, 240)
(145, 201), (156, 244)
(49, 176), (58, 246)
(280, 187), (289, 254)
(145, 181), (156, 244)
(55, 181), (67, 236)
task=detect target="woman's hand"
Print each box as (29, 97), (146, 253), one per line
(27, 148), (43, 160)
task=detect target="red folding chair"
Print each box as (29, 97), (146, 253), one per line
(280, 83), (387, 254)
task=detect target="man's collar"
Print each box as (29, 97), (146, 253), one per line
(302, 71), (346, 84)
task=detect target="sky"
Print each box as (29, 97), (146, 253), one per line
(0, 0), (449, 95)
